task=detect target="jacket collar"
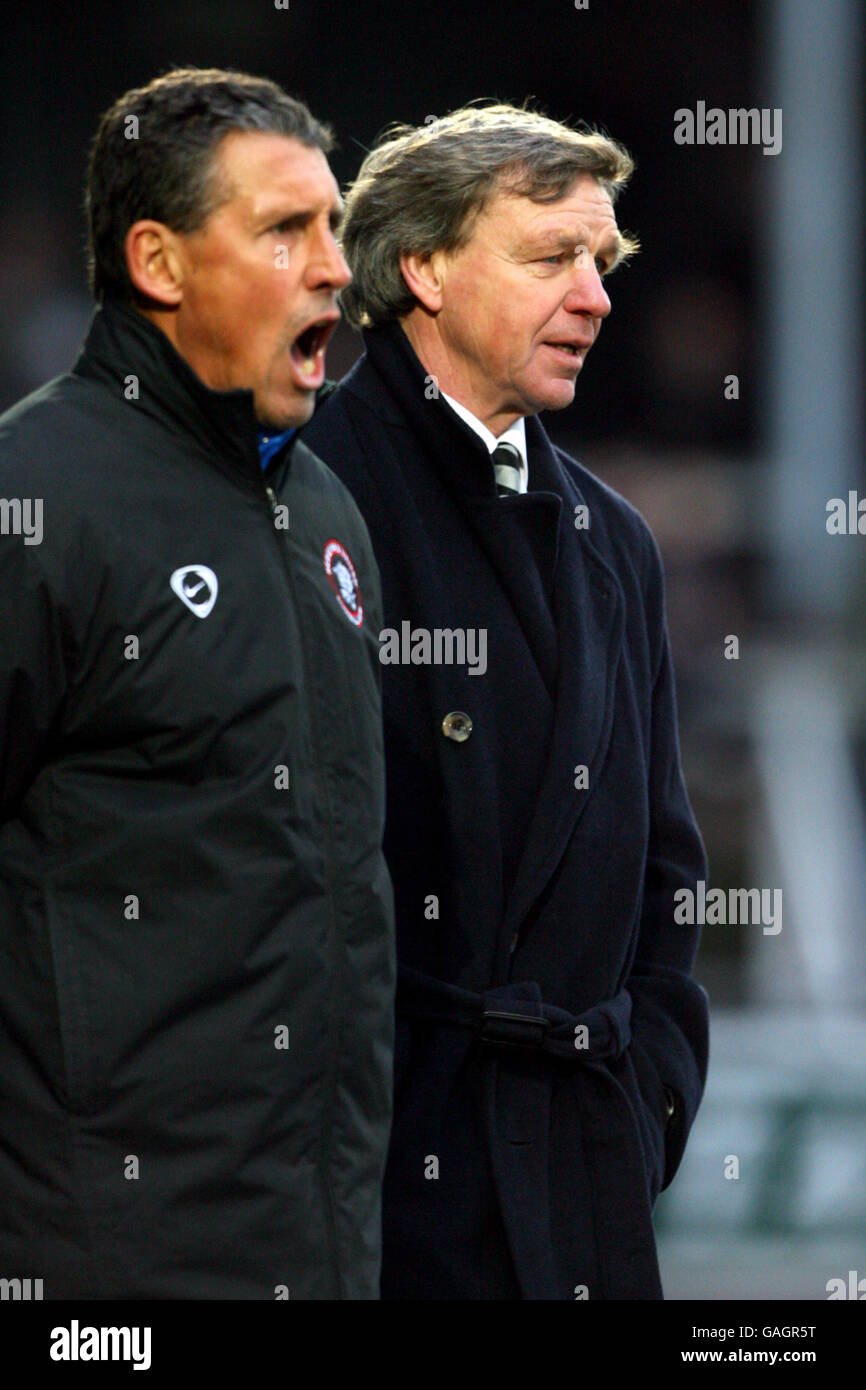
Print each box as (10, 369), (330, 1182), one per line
(356, 321), (504, 498)
(72, 299), (266, 486)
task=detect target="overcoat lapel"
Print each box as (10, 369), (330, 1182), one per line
(493, 420), (625, 976)
(452, 492), (561, 698)
(361, 325), (563, 699)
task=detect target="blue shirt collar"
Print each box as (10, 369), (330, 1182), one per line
(257, 426), (296, 470)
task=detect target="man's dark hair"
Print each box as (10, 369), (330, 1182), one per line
(85, 66), (334, 303)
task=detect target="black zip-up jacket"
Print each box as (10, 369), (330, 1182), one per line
(0, 300), (395, 1299)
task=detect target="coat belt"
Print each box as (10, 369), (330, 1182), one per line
(396, 963), (632, 1061)
(395, 963), (663, 1300)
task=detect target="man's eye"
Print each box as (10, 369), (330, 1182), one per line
(538, 252), (610, 272)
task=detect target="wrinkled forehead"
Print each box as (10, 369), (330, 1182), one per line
(451, 174), (622, 273)
(209, 130), (339, 210)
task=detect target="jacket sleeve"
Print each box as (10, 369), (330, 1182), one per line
(0, 531), (71, 823)
(625, 531), (710, 1193)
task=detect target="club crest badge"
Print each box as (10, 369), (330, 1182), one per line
(323, 540), (363, 627)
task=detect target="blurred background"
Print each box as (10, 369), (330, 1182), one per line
(2, 0), (863, 1299)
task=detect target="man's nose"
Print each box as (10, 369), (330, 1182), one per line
(305, 227), (352, 291)
(563, 258), (612, 320)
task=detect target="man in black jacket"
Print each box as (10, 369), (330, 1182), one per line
(0, 68), (395, 1299)
(303, 104), (710, 1299)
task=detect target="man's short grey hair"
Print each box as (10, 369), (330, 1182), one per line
(339, 102), (639, 329)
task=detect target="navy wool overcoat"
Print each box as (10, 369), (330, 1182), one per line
(303, 320), (710, 1300)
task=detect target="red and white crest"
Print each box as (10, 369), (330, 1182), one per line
(323, 539), (363, 627)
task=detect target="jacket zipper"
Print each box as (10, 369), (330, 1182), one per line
(261, 477), (345, 1298)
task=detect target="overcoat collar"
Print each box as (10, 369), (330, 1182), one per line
(359, 322), (564, 658)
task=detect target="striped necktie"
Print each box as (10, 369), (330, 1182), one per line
(492, 441), (523, 497)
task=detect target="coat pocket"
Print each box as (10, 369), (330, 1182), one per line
(42, 883), (98, 1115)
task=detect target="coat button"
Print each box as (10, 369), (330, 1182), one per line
(442, 710), (472, 742)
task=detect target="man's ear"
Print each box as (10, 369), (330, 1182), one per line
(399, 249), (447, 315)
(124, 220), (186, 307)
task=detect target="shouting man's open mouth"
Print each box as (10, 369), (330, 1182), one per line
(287, 314), (340, 389)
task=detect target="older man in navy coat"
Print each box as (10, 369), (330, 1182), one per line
(303, 104), (709, 1300)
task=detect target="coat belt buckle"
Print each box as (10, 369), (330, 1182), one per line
(479, 1009), (550, 1050)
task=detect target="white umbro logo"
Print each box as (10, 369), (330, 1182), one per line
(170, 565), (219, 619)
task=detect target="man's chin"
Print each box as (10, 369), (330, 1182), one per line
(530, 379), (579, 414)
(255, 391), (315, 433)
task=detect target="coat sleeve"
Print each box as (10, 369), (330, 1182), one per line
(0, 530), (71, 823)
(625, 530), (710, 1194)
